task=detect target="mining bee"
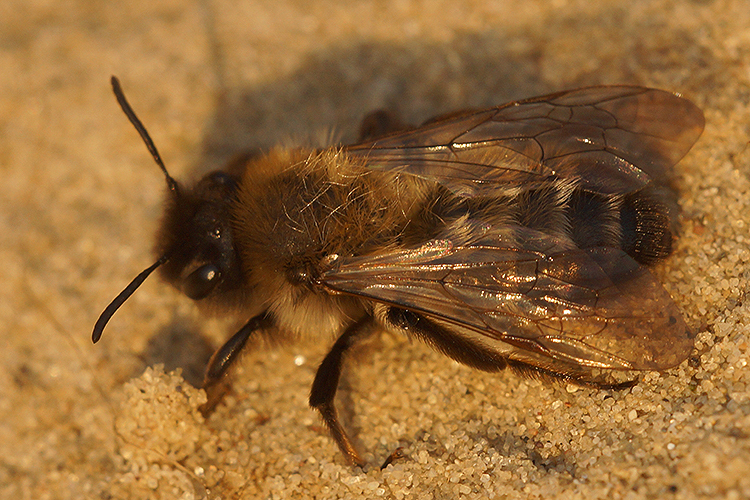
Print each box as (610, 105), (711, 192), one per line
(94, 77), (703, 465)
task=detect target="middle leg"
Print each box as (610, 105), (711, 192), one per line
(309, 316), (377, 466)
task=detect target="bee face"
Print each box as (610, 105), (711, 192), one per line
(158, 171), (242, 302)
(94, 78), (703, 467)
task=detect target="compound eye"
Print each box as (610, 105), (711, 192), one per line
(183, 264), (222, 300)
(208, 171), (236, 187)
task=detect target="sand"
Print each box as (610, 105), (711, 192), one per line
(2, 0), (749, 498)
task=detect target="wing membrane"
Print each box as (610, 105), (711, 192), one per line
(346, 86), (704, 197)
(322, 227), (693, 371)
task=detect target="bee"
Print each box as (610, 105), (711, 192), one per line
(94, 76), (703, 466)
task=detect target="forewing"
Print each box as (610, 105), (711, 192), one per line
(321, 227), (693, 371)
(346, 86), (704, 197)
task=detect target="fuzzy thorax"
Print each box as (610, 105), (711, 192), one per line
(230, 147), (429, 337)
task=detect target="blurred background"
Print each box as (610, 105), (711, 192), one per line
(2, 0), (749, 498)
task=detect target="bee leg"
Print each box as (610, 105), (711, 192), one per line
(504, 358), (638, 390)
(357, 110), (407, 142)
(199, 312), (274, 416)
(309, 316), (377, 467)
(383, 307), (509, 372)
(380, 446), (405, 470)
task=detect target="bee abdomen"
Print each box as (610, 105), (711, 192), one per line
(542, 183), (674, 265)
(566, 186), (674, 265)
(619, 188), (674, 264)
(565, 189), (623, 252)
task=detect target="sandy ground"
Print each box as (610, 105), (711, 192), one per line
(2, 0), (750, 498)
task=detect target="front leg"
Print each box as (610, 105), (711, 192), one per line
(309, 316), (377, 466)
(200, 312), (274, 415)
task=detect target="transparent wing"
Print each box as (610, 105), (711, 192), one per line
(346, 86), (704, 197)
(321, 225), (693, 371)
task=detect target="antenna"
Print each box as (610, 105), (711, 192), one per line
(92, 254), (170, 343)
(110, 76), (179, 194)
(93, 76), (179, 343)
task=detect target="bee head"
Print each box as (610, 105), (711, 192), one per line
(156, 171), (240, 301)
(92, 77), (240, 343)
